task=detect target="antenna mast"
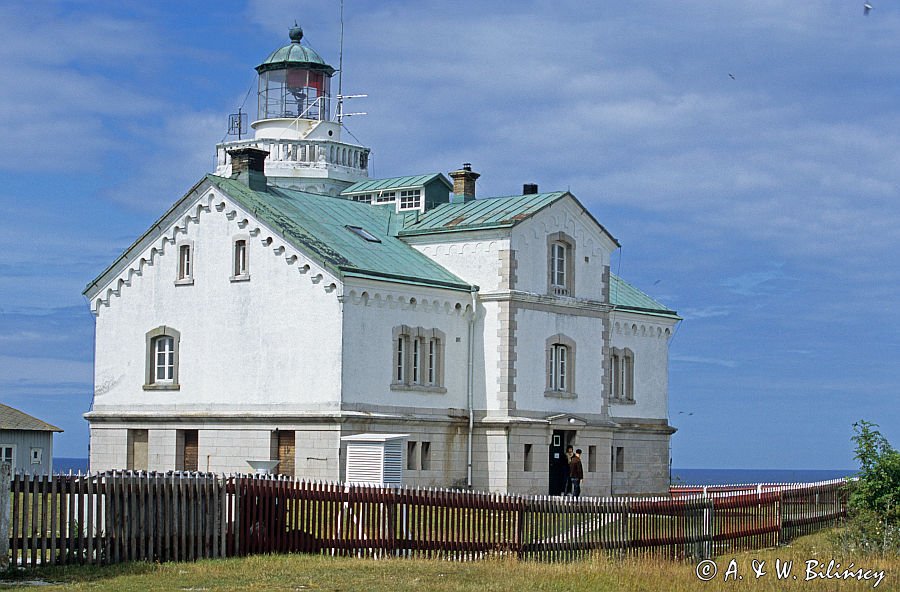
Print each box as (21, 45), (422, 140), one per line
(337, 0), (345, 123)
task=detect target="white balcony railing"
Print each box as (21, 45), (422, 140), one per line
(215, 138), (369, 178)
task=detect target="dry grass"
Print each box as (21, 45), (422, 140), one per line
(1, 529), (897, 591)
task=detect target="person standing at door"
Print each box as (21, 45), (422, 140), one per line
(569, 449), (584, 498)
(564, 445), (575, 495)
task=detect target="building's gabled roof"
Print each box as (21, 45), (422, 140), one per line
(206, 176), (473, 291)
(609, 274), (680, 320)
(341, 173), (452, 195)
(0, 404), (62, 432)
(398, 191), (620, 247)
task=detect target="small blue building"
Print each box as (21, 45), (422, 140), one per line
(0, 404), (62, 475)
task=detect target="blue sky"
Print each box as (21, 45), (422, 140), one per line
(1, 1), (898, 469)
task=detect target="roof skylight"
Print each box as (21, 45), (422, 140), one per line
(345, 225), (381, 243)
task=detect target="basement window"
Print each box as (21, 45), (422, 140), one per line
(345, 225), (381, 243)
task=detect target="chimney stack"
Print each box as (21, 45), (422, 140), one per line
(449, 163), (480, 203)
(228, 147), (269, 191)
(523, 183), (538, 195)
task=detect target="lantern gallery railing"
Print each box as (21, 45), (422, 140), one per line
(215, 138), (369, 177)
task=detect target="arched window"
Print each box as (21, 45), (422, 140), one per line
(609, 347), (634, 402)
(545, 334), (576, 397)
(144, 326), (181, 390)
(546, 232), (575, 296)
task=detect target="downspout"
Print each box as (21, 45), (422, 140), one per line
(466, 286), (479, 488)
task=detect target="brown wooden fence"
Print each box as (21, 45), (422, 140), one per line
(4, 472), (848, 568)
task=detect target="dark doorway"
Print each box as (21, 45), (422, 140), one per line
(548, 429), (576, 495)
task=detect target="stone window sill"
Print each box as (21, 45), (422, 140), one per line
(390, 383), (447, 394)
(143, 383), (181, 391)
(230, 274), (251, 283)
(544, 390), (577, 399)
(610, 398), (636, 405)
(174, 278), (194, 286)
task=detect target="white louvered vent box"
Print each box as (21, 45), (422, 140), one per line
(341, 433), (408, 486)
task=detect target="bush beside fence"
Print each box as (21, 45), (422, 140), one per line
(3, 471), (848, 568)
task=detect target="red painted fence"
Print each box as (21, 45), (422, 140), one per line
(4, 472), (848, 567)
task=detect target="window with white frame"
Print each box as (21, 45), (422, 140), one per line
(144, 326), (181, 390)
(545, 334), (576, 397)
(176, 241), (193, 283)
(232, 238), (249, 279)
(1, 445), (14, 472)
(398, 189), (422, 210)
(609, 347), (635, 402)
(392, 326), (445, 391)
(351, 193), (373, 203)
(546, 232), (575, 296)
(375, 191), (396, 204)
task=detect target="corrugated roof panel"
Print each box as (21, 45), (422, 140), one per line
(399, 192), (566, 235)
(609, 274), (679, 318)
(342, 173), (450, 194)
(207, 176), (472, 291)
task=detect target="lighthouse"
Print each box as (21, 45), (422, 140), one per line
(215, 24), (370, 196)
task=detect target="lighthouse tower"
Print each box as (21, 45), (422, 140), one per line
(215, 25), (370, 196)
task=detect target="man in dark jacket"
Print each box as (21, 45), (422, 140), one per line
(569, 449), (584, 498)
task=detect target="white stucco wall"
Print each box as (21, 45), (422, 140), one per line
(340, 281), (473, 412)
(90, 186), (344, 417)
(608, 311), (676, 420)
(510, 197), (616, 301)
(407, 231), (510, 293)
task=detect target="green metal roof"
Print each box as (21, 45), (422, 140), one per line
(341, 173), (452, 195)
(207, 176), (472, 291)
(256, 26), (335, 75)
(609, 274), (679, 319)
(0, 403), (62, 432)
(398, 192), (568, 236)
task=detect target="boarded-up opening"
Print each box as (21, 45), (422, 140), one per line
(127, 429), (148, 471)
(178, 430), (198, 472)
(276, 430), (295, 478)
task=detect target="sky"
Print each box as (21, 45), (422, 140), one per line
(1, 0), (898, 470)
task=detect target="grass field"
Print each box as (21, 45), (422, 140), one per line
(0, 529), (896, 591)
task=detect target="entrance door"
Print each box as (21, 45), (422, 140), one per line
(548, 430), (576, 495)
(276, 431), (295, 478)
(180, 430), (198, 472)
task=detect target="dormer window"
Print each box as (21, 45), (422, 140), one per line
(375, 191), (396, 204)
(176, 241), (194, 285)
(399, 189), (422, 211)
(547, 232), (575, 296)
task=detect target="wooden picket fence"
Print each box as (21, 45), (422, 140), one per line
(3, 472), (848, 568)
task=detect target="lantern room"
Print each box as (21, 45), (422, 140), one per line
(255, 25), (336, 123)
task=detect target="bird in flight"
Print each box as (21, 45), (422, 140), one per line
(864, 2), (873, 15)
(729, 73), (736, 80)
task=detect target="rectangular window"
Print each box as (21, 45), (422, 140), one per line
(588, 445), (596, 472)
(30, 447), (42, 465)
(427, 339), (436, 385)
(396, 337), (406, 382)
(524, 444), (533, 472)
(406, 440), (417, 471)
(412, 338), (420, 383)
(615, 447), (625, 473)
(352, 193), (373, 203)
(375, 191), (396, 203)
(233, 239), (248, 277)
(178, 243), (192, 281)
(420, 441), (431, 470)
(549, 344), (567, 391)
(624, 354), (633, 400)
(1, 445), (14, 472)
(155, 336), (175, 382)
(551, 242), (566, 289)
(398, 189), (422, 210)
(610, 353), (621, 399)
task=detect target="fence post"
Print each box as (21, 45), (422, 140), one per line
(1, 462), (10, 570)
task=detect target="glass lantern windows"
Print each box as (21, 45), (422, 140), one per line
(258, 67), (331, 121)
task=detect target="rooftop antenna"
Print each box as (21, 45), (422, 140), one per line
(336, 0), (368, 123)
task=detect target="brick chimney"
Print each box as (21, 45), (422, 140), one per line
(228, 147), (269, 191)
(449, 163), (480, 203)
(523, 183), (538, 195)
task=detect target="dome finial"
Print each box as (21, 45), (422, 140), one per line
(289, 22), (303, 43)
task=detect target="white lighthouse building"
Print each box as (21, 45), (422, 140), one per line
(84, 26), (680, 496)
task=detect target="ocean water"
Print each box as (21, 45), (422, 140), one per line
(53, 457), (89, 473)
(671, 468), (857, 486)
